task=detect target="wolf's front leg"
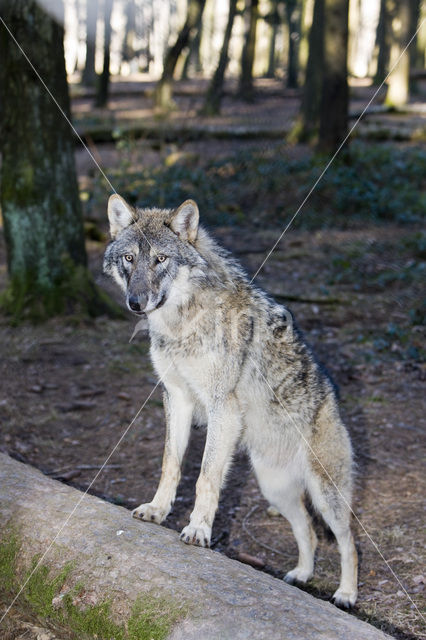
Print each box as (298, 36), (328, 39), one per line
(180, 394), (242, 547)
(132, 386), (193, 524)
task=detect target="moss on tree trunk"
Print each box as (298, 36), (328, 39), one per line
(0, 0), (119, 321)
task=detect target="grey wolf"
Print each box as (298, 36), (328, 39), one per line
(103, 195), (358, 607)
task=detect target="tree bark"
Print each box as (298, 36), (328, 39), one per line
(121, 0), (136, 64)
(385, 0), (410, 107)
(265, 2), (280, 78)
(285, 0), (301, 88)
(0, 1), (80, 317)
(416, 0), (426, 70)
(317, 0), (349, 153)
(155, 0), (206, 109)
(201, 0), (238, 115)
(295, 0), (325, 140)
(95, 0), (113, 108)
(408, 0), (421, 93)
(81, 0), (98, 86)
(239, 0), (259, 101)
(374, 0), (391, 85)
(0, 452), (394, 640)
(181, 6), (204, 79)
(0, 0), (117, 320)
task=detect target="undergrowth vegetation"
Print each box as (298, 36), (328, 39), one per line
(92, 141), (426, 229)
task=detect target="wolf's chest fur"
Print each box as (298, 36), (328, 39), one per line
(147, 282), (329, 458)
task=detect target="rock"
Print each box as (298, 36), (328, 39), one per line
(28, 385), (43, 393)
(0, 453), (392, 640)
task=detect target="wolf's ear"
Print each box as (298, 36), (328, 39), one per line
(170, 200), (199, 243)
(108, 195), (135, 239)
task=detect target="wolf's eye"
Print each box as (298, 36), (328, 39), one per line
(156, 254), (167, 264)
(124, 254), (133, 263)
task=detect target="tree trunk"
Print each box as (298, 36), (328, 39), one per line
(181, 6), (203, 79)
(385, 0), (410, 107)
(95, 0), (113, 108)
(317, 0), (349, 153)
(73, 0), (83, 73)
(81, 0), (98, 86)
(294, 0), (324, 140)
(285, 0), (301, 88)
(121, 0), (136, 67)
(374, 0), (391, 84)
(409, 0), (421, 93)
(266, 3), (280, 79)
(201, 0), (238, 115)
(298, 0), (311, 83)
(0, 0), (112, 320)
(155, 0), (206, 109)
(143, 0), (154, 73)
(239, 0), (259, 101)
(416, 0), (426, 70)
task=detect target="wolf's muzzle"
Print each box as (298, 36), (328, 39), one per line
(128, 293), (147, 313)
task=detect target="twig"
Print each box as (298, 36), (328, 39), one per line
(270, 292), (344, 305)
(76, 464), (122, 470)
(242, 505), (286, 557)
(47, 464), (121, 475)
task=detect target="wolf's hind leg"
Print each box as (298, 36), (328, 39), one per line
(132, 386), (193, 524)
(307, 475), (358, 607)
(253, 459), (317, 584)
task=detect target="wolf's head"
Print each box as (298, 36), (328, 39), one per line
(103, 195), (207, 314)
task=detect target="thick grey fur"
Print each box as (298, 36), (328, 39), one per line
(103, 196), (358, 607)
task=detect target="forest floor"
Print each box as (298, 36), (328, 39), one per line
(0, 79), (425, 640)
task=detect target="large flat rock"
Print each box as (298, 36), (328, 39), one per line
(0, 453), (392, 639)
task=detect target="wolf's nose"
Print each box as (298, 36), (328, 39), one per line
(128, 295), (142, 312)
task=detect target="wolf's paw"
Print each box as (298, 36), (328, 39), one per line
(332, 587), (357, 609)
(132, 503), (168, 524)
(179, 523), (211, 548)
(284, 567), (313, 585)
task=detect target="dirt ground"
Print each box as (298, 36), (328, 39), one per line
(0, 81), (425, 640)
